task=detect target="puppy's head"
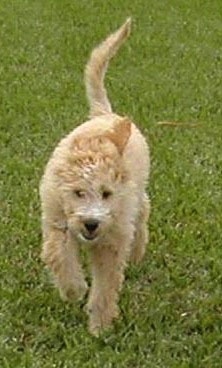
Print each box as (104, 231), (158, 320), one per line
(57, 118), (133, 244)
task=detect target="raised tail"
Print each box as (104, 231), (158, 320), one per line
(84, 18), (131, 118)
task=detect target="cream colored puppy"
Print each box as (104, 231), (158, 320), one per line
(40, 18), (150, 335)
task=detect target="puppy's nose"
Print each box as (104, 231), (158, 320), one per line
(84, 219), (99, 233)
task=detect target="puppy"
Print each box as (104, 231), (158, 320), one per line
(40, 18), (150, 335)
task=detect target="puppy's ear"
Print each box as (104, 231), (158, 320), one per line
(106, 117), (131, 154)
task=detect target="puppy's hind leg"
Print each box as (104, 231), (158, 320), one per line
(130, 194), (150, 264)
(41, 224), (88, 302)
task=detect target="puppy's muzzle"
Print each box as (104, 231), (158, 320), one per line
(82, 218), (100, 240)
(84, 219), (99, 233)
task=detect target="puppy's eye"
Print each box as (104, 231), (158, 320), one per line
(74, 190), (85, 198)
(102, 190), (113, 200)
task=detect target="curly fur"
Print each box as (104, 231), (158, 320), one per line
(40, 18), (150, 335)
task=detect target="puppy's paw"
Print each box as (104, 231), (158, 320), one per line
(59, 280), (88, 302)
(86, 297), (119, 336)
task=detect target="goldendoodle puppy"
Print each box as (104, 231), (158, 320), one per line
(40, 18), (150, 335)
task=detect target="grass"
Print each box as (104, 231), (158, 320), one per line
(1, 0), (222, 366)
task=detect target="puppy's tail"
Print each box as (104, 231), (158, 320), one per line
(85, 18), (131, 118)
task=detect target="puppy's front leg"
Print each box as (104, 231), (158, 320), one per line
(87, 243), (128, 335)
(41, 224), (88, 301)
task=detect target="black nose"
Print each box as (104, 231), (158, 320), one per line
(84, 219), (99, 233)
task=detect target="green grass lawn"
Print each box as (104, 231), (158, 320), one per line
(1, 0), (222, 366)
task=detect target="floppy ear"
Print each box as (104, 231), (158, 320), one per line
(106, 117), (131, 154)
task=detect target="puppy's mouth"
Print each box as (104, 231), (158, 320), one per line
(83, 232), (98, 241)
(78, 232), (98, 243)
